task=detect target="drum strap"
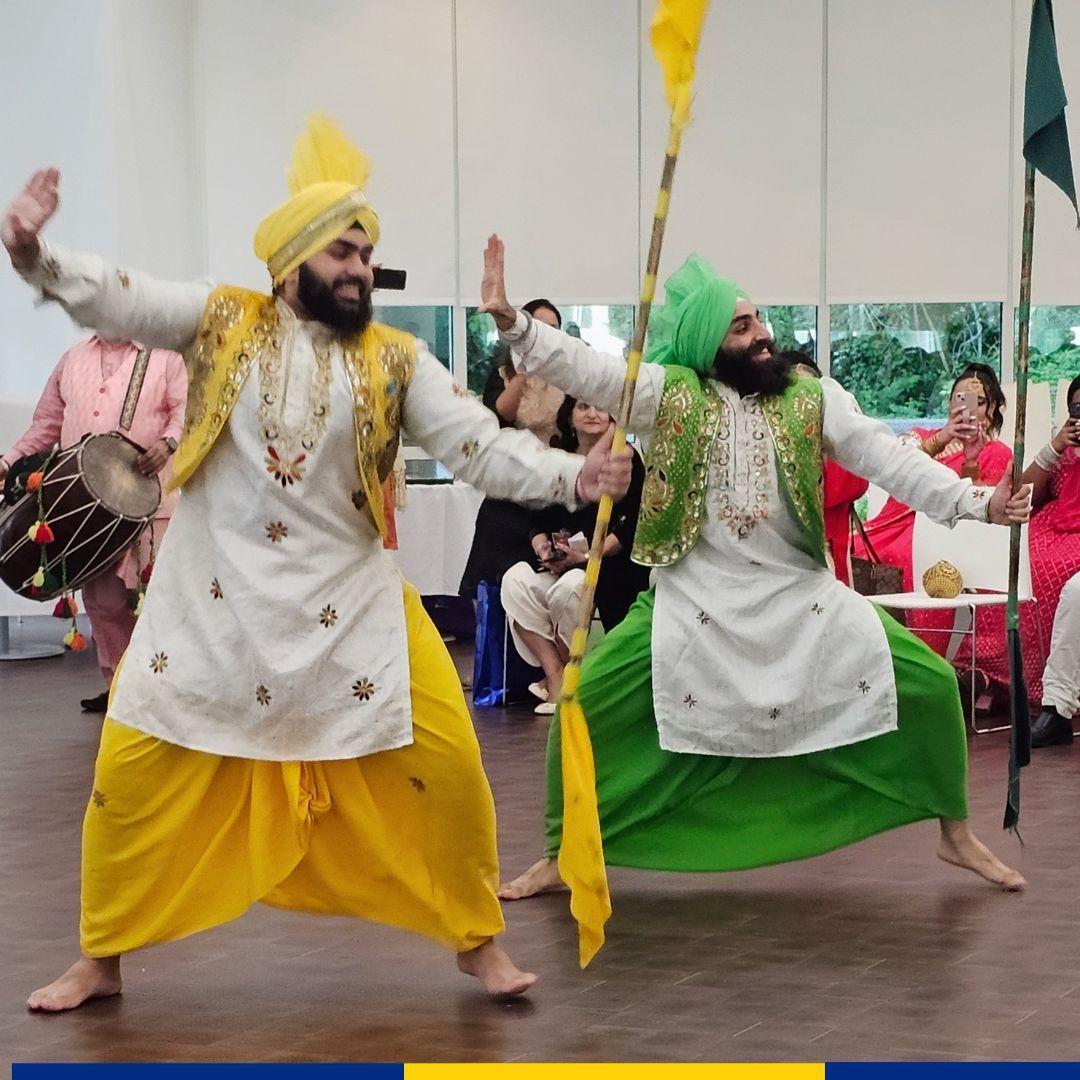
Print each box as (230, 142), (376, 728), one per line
(118, 347), (152, 433)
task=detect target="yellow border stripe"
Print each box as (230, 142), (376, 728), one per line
(409, 1066), (825, 1080)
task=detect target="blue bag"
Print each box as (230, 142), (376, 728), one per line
(472, 581), (543, 707)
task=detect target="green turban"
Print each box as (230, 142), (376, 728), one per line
(644, 255), (747, 375)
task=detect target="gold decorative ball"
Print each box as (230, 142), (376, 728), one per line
(923, 560), (963, 598)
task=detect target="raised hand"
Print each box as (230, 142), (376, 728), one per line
(2, 168), (60, 271)
(987, 474), (1031, 526)
(478, 234), (516, 331)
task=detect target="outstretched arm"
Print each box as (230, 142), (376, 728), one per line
(3, 169), (210, 352)
(479, 235), (663, 434)
(402, 346), (631, 507)
(822, 377), (1029, 527)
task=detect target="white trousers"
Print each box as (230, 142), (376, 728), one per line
(1043, 572), (1080, 718)
(500, 561), (585, 667)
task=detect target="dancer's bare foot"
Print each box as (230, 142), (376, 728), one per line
(937, 820), (1026, 891)
(497, 857), (567, 901)
(457, 940), (537, 997)
(27, 956), (122, 1012)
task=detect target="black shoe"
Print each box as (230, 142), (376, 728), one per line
(1030, 707), (1074, 748)
(80, 691), (109, 714)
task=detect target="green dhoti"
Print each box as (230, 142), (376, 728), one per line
(545, 589), (968, 870)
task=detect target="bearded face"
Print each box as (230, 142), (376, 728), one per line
(712, 339), (794, 397)
(296, 261), (373, 336)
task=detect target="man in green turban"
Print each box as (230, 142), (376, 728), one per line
(478, 236), (1033, 905)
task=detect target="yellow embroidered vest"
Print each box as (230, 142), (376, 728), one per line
(171, 286), (415, 538)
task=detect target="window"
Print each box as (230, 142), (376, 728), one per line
(1025, 306), (1080, 389)
(761, 305), (817, 360)
(466, 304), (634, 397)
(830, 302), (1001, 425)
(373, 305), (454, 370)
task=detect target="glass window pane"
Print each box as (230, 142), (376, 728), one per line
(465, 304), (635, 397)
(830, 302), (1001, 426)
(373, 305), (453, 369)
(761, 305), (817, 360)
(1024, 306), (1080, 388)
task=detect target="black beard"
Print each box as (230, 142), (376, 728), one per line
(712, 341), (794, 397)
(297, 263), (373, 335)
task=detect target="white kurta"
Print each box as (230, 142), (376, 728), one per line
(504, 313), (992, 758)
(23, 246), (584, 760)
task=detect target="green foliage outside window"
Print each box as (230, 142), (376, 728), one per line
(830, 302), (1001, 420)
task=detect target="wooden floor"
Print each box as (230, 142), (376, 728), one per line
(2, 615), (1080, 1066)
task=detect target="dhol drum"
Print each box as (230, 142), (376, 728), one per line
(0, 431), (161, 601)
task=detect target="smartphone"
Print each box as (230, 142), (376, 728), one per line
(567, 531), (590, 554)
(373, 267), (407, 291)
(959, 390), (980, 422)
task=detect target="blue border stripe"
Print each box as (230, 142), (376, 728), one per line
(13, 1068), (403, 1079)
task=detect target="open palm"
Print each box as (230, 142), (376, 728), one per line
(478, 234), (516, 329)
(2, 168), (60, 266)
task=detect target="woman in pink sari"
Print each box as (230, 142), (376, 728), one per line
(852, 365), (1014, 704)
(854, 364), (1012, 590)
(1024, 375), (1080, 744)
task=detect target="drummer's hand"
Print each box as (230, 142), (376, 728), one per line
(136, 440), (171, 476)
(2, 168), (60, 272)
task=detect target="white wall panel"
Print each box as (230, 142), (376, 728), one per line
(640, 0), (824, 305)
(456, 0), (641, 304)
(827, 0), (1012, 303)
(195, 0), (457, 303)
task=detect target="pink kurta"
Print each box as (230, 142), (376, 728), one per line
(3, 337), (187, 680)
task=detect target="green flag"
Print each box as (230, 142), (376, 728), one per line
(1025, 0), (1079, 223)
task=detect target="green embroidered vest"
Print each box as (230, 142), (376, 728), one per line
(632, 365), (827, 567)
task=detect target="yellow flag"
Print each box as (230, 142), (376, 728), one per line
(557, 696), (612, 968)
(651, 0), (710, 128)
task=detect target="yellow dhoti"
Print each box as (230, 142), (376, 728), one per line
(81, 583), (504, 957)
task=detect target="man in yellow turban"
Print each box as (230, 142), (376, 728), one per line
(3, 119), (632, 1011)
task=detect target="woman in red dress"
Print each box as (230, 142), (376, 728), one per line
(853, 364), (1012, 589)
(1025, 375), (1080, 741)
(853, 365), (1015, 702)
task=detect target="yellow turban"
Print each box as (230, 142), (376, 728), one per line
(253, 115), (381, 285)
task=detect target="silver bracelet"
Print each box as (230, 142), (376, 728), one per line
(1035, 442), (1062, 472)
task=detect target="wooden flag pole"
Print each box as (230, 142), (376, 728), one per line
(1004, 161), (1037, 830)
(554, 100), (691, 968)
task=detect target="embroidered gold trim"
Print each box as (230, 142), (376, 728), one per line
(267, 189), (372, 280)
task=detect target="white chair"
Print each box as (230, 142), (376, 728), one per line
(872, 514), (1043, 734)
(1000, 381), (1053, 466)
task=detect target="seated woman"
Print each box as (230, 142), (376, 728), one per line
(853, 363), (1012, 589)
(852, 364), (1014, 704)
(501, 398), (650, 714)
(458, 300), (566, 600)
(1023, 375), (1080, 746)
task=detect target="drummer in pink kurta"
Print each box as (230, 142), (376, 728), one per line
(0, 335), (186, 710)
